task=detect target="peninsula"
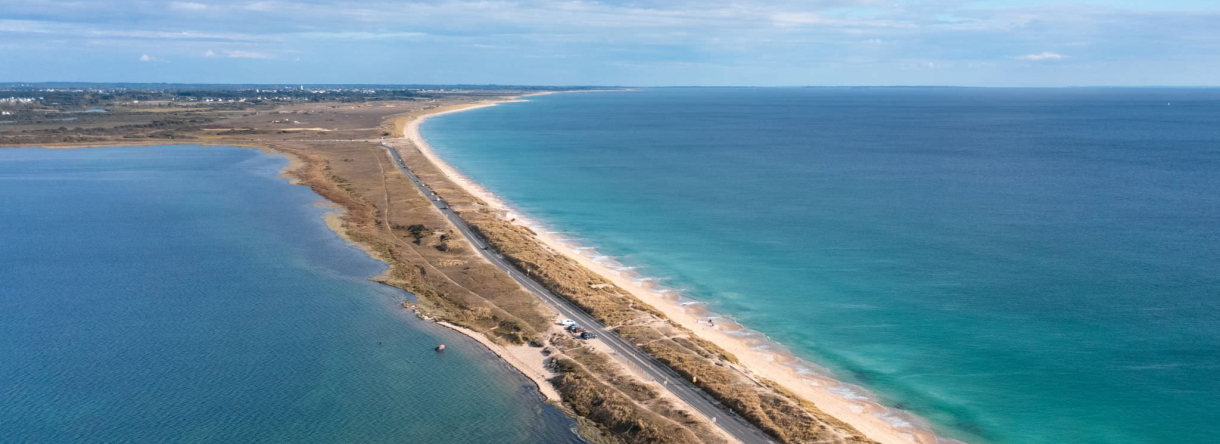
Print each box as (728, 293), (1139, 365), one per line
(0, 85), (930, 444)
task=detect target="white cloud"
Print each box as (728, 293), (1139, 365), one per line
(139, 54), (153, 62)
(0, 19), (57, 34)
(171, 2), (208, 10)
(245, 2), (275, 12)
(3, 0), (1218, 85)
(772, 12), (827, 27)
(903, 61), (937, 69)
(294, 31), (429, 40)
(1014, 52), (1066, 61)
(226, 50), (270, 59)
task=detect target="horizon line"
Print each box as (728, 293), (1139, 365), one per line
(3, 82), (1220, 89)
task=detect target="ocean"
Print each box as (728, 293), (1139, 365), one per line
(0, 146), (579, 443)
(420, 88), (1220, 444)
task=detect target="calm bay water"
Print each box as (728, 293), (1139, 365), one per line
(422, 88), (1220, 444)
(0, 146), (579, 443)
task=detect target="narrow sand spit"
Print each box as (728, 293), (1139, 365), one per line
(404, 94), (945, 444)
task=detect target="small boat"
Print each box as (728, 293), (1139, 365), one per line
(435, 344), (446, 351)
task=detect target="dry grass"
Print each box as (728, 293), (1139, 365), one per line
(5, 97), (874, 444)
(552, 335), (726, 442)
(396, 129), (878, 443)
(552, 357), (706, 444)
(266, 117), (723, 443)
(455, 206), (874, 442)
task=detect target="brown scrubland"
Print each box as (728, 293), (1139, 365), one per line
(395, 109), (877, 443)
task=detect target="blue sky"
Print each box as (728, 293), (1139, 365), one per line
(0, 0), (1216, 86)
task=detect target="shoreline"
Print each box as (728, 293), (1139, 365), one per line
(6, 95), (946, 443)
(271, 140), (575, 410)
(281, 145), (565, 411)
(2, 141), (592, 440)
(432, 320), (564, 403)
(0, 142), (573, 412)
(404, 93), (948, 444)
(3, 141), (573, 415)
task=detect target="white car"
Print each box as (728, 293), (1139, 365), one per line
(559, 319), (576, 326)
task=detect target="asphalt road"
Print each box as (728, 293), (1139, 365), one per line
(381, 143), (774, 444)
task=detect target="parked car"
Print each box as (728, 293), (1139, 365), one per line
(573, 328), (587, 334)
(580, 332), (598, 340)
(559, 319), (575, 326)
(567, 324), (581, 332)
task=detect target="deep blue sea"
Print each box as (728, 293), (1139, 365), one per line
(421, 88), (1220, 444)
(0, 146), (579, 443)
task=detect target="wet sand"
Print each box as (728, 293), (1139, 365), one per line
(403, 94), (948, 444)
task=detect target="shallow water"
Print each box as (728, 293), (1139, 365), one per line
(422, 88), (1220, 443)
(0, 145), (579, 443)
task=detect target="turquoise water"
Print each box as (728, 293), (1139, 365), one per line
(422, 88), (1220, 444)
(0, 146), (578, 443)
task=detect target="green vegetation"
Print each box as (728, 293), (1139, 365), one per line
(392, 223), (432, 244)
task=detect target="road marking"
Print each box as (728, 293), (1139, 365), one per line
(380, 143), (773, 443)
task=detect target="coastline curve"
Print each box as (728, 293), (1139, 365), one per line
(402, 92), (953, 444)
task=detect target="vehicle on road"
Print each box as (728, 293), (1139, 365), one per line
(380, 143), (773, 444)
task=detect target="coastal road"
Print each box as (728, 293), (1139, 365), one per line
(381, 142), (775, 444)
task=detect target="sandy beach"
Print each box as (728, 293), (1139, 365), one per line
(434, 320), (563, 402)
(402, 94), (946, 444)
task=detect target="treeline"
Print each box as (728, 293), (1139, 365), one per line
(0, 88), (424, 108)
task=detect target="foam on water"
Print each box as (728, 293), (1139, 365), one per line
(421, 88), (1220, 444)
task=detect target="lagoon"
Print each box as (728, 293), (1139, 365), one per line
(0, 145), (578, 443)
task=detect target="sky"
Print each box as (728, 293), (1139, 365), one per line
(0, 0), (1217, 86)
